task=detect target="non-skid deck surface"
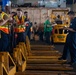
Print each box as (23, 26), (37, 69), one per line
(15, 40), (76, 75)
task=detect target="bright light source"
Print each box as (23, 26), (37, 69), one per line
(6, 1), (11, 6)
(50, 1), (57, 4)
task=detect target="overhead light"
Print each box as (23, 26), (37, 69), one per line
(6, 1), (11, 6)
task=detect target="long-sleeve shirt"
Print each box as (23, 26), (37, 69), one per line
(44, 20), (53, 32)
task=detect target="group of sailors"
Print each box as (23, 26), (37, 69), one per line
(0, 8), (32, 53)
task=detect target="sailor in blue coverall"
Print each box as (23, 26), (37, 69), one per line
(59, 11), (76, 65)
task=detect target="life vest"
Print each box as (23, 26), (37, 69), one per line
(14, 15), (25, 33)
(0, 12), (10, 34)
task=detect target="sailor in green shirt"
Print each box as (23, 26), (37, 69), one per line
(44, 16), (53, 45)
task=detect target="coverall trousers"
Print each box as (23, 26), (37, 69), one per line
(16, 32), (25, 45)
(62, 33), (76, 63)
(0, 31), (9, 52)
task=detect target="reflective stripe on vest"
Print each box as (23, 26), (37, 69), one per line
(0, 12), (9, 34)
(0, 26), (10, 34)
(14, 16), (25, 33)
(14, 25), (25, 33)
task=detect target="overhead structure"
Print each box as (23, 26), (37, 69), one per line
(73, 0), (76, 12)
